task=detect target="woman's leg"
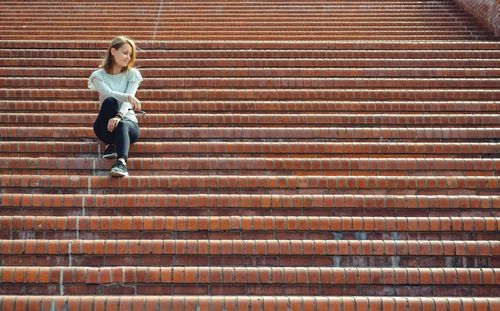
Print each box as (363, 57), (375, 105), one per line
(93, 97), (119, 145)
(109, 120), (140, 177)
(114, 120), (140, 161)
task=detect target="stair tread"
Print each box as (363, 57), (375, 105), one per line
(1, 215), (498, 231)
(2, 193), (497, 209)
(1, 239), (497, 256)
(1, 100), (497, 113)
(0, 296), (498, 311)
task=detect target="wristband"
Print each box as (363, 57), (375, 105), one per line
(115, 112), (124, 119)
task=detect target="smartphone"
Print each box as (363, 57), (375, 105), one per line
(129, 108), (146, 115)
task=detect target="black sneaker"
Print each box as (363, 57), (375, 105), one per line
(102, 145), (117, 159)
(109, 161), (128, 177)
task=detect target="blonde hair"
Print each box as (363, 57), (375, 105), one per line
(100, 36), (137, 73)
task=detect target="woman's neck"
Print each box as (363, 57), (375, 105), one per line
(108, 65), (122, 75)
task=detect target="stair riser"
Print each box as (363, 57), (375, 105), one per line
(1, 127), (499, 140)
(0, 284), (497, 296)
(3, 59), (500, 67)
(4, 69), (500, 79)
(3, 89), (500, 101)
(2, 41), (498, 50)
(1, 101), (497, 113)
(1, 232), (499, 241)
(2, 194), (497, 217)
(2, 187), (498, 196)
(0, 255), (494, 268)
(1, 207), (497, 217)
(2, 114), (500, 126)
(2, 158), (497, 176)
(3, 78), (500, 89)
(1, 296), (497, 311)
(0, 296), (498, 311)
(3, 49), (499, 59)
(3, 170), (494, 177)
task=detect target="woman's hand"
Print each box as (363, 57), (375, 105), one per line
(107, 117), (121, 132)
(128, 95), (142, 112)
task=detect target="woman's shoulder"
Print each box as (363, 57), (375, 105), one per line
(88, 68), (107, 90)
(89, 68), (106, 79)
(127, 67), (143, 82)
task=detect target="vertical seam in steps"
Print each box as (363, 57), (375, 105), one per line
(59, 269), (64, 296)
(81, 195), (86, 217)
(68, 240), (72, 267)
(153, 0), (165, 41)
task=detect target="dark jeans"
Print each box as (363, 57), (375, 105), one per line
(93, 97), (139, 161)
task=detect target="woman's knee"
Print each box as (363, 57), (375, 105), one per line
(103, 97), (119, 106)
(116, 121), (140, 142)
(115, 121), (127, 133)
(101, 97), (119, 115)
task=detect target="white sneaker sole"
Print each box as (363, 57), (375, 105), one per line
(109, 170), (128, 177)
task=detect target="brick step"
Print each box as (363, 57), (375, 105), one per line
(4, 57), (500, 68)
(0, 12), (475, 18)
(4, 77), (500, 89)
(0, 240), (500, 258)
(0, 253), (493, 269)
(3, 113), (499, 127)
(6, 35), (490, 42)
(6, 48), (500, 60)
(0, 25), (485, 32)
(0, 0), (464, 3)
(2, 41), (499, 51)
(0, 296), (498, 311)
(8, 34), (492, 41)
(0, 0), (475, 4)
(1, 175), (498, 195)
(0, 20), (485, 27)
(2, 31), (488, 38)
(2, 216), (497, 234)
(6, 36), (494, 42)
(1, 157), (498, 177)
(1, 21), (483, 32)
(0, 1), (470, 6)
(1, 193), (497, 216)
(0, 25), (486, 32)
(0, 23), (484, 34)
(1, 239), (497, 268)
(0, 266), (498, 296)
(5, 46), (499, 60)
(1, 141), (496, 158)
(4, 230), (495, 243)
(1, 239), (497, 257)
(0, 9), (467, 14)
(0, 2), (471, 6)
(4, 89), (500, 101)
(0, 19), (477, 26)
(5, 68), (500, 78)
(0, 16), (477, 23)
(0, 4), (470, 11)
(1, 126), (497, 141)
(1, 100), (496, 113)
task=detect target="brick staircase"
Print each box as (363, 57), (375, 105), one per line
(0, 0), (499, 310)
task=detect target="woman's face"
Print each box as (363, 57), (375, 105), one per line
(111, 43), (132, 68)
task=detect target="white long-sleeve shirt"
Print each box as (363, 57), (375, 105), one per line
(88, 68), (143, 123)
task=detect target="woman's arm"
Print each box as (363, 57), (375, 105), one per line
(90, 77), (130, 103)
(117, 80), (141, 116)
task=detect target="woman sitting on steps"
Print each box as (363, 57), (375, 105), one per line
(88, 36), (143, 177)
